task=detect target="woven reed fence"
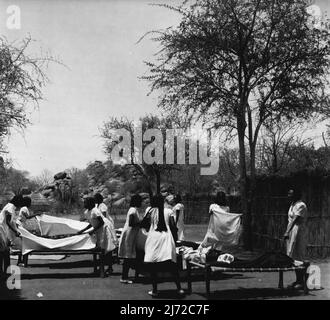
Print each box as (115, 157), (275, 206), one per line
(252, 171), (330, 259)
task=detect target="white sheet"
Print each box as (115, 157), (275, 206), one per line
(200, 205), (242, 250)
(36, 214), (89, 236)
(19, 227), (96, 255)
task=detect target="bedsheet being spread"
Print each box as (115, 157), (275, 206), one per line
(36, 214), (89, 236)
(200, 209), (242, 250)
(19, 227), (96, 255)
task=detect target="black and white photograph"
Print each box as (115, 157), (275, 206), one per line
(0, 0), (329, 306)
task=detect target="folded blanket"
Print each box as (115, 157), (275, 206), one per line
(36, 214), (89, 236)
(19, 227), (96, 255)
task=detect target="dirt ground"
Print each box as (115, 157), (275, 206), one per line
(0, 223), (329, 300)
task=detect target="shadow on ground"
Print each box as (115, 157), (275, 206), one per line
(196, 287), (314, 300)
(0, 280), (23, 300)
(25, 259), (94, 269)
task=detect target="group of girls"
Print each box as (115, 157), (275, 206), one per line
(118, 193), (185, 297)
(1, 191), (187, 297)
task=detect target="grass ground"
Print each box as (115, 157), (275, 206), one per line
(0, 216), (329, 300)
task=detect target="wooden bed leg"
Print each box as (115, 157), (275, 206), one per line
(17, 253), (22, 266)
(93, 253), (97, 274)
(99, 251), (105, 278)
(278, 271), (284, 289)
(23, 254), (28, 268)
(205, 265), (211, 297)
(187, 261), (192, 294)
(303, 267), (309, 295)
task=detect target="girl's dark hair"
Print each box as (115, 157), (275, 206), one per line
(290, 188), (303, 201)
(214, 191), (227, 206)
(94, 193), (103, 204)
(130, 194), (142, 208)
(149, 195), (157, 208)
(140, 196), (157, 231)
(174, 194), (182, 204)
(10, 195), (24, 208)
(84, 197), (95, 210)
(23, 197), (32, 208)
(154, 194), (167, 232)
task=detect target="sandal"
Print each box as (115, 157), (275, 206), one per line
(105, 268), (113, 275)
(177, 289), (185, 296)
(148, 290), (158, 297)
(287, 281), (298, 289)
(293, 283), (304, 290)
(120, 279), (133, 284)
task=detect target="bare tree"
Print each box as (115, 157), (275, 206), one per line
(0, 36), (60, 151)
(33, 169), (54, 189)
(257, 121), (313, 175)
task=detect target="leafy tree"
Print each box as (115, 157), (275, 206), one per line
(142, 0), (330, 248)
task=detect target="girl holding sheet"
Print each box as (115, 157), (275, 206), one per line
(78, 197), (118, 276)
(0, 195), (24, 277)
(16, 197), (42, 228)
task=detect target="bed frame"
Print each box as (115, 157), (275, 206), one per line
(186, 260), (310, 296)
(19, 248), (106, 278)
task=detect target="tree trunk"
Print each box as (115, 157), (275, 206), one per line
(248, 141), (258, 251)
(237, 116), (252, 250)
(156, 170), (161, 194)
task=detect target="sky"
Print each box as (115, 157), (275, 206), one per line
(0, 0), (329, 178)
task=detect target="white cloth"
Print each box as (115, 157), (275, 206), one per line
(118, 207), (140, 259)
(172, 203), (185, 241)
(36, 214), (89, 236)
(85, 208), (118, 253)
(19, 227), (96, 255)
(144, 208), (176, 263)
(286, 201), (307, 261)
(200, 204), (242, 250)
(0, 203), (18, 251)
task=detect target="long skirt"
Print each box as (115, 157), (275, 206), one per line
(144, 231), (176, 263)
(286, 224), (307, 261)
(96, 221), (118, 254)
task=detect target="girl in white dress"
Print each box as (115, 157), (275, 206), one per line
(94, 193), (111, 221)
(283, 189), (308, 290)
(0, 195), (24, 276)
(198, 191), (231, 251)
(16, 197), (42, 228)
(118, 194), (142, 284)
(144, 195), (184, 297)
(172, 194), (185, 241)
(94, 193), (118, 272)
(164, 194), (179, 242)
(78, 197), (118, 276)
